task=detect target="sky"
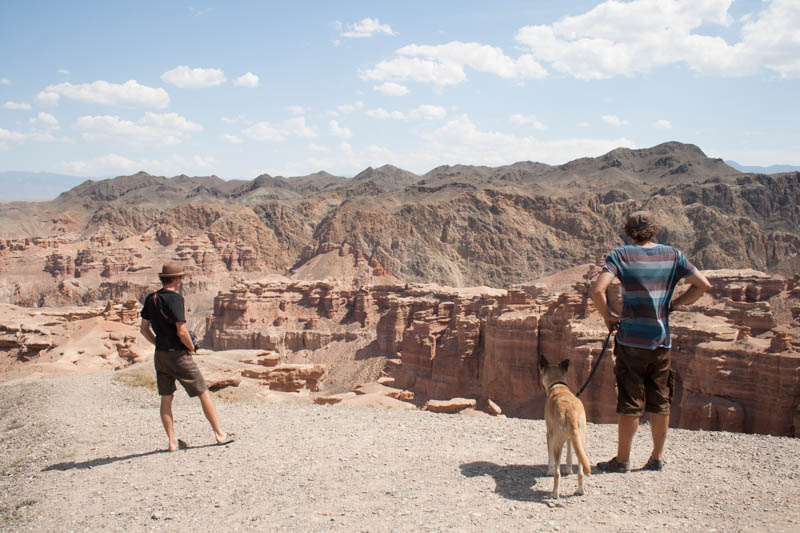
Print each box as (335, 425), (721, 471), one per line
(1, 0), (799, 181)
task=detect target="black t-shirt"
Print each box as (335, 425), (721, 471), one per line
(140, 289), (187, 351)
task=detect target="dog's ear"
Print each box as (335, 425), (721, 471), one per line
(539, 354), (549, 368)
(559, 359), (570, 371)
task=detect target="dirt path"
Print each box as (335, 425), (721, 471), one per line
(1, 372), (799, 532)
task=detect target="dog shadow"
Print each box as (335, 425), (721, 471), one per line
(460, 461), (555, 502)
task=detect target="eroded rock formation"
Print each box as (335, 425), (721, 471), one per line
(204, 269), (800, 437)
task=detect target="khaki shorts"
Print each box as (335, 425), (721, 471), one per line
(154, 350), (208, 397)
(613, 341), (674, 415)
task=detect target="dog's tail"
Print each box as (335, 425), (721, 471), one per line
(569, 419), (591, 475)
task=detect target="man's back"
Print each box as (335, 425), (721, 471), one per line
(140, 289), (186, 351)
(603, 244), (696, 349)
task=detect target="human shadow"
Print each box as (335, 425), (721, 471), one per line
(459, 461), (555, 502)
(42, 442), (224, 472)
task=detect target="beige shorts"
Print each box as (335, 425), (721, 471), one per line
(154, 350), (208, 397)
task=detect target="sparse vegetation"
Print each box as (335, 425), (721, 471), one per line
(112, 372), (157, 390)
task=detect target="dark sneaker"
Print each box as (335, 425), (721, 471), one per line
(642, 457), (665, 471)
(596, 457), (630, 473)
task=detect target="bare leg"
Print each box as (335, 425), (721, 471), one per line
(198, 390), (227, 443)
(160, 394), (179, 452)
(649, 413), (669, 461)
(616, 414), (640, 463)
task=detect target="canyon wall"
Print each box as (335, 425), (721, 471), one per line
(205, 268), (800, 437)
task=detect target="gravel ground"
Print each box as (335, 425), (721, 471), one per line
(1, 372), (799, 532)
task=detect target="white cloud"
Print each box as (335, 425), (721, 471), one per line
(36, 80), (169, 108)
(242, 122), (286, 142)
(577, 122), (591, 128)
(367, 108), (406, 120)
(601, 114), (629, 127)
(337, 101), (364, 114)
(288, 105), (308, 115)
(222, 134), (243, 144)
(361, 41), (548, 87)
(188, 7), (214, 17)
(0, 128), (27, 142)
(329, 120), (352, 139)
(373, 82), (410, 96)
(514, 0), (800, 79)
(75, 112), (202, 145)
(161, 66), (227, 88)
(309, 144), (330, 152)
(338, 17), (396, 38)
(283, 117), (317, 138)
(0, 78), (10, 85)
(409, 105), (447, 121)
(0, 121), (69, 143)
(59, 153), (217, 175)
(58, 69), (69, 75)
(241, 116), (317, 142)
(419, 114), (635, 167)
(233, 72), (260, 88)
(35, 91), (60, 106)
(221, 114), (249, 124)
(30, 112), (59, 130)
(3, 101), (31, 110)
(510, 114), (547, 130)
(654, 119), (672, 129)
(366, 104), (446, 121)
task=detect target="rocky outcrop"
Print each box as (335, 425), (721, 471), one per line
(74, 249), (104, 277)
(241, 363), (326, 392)
(44, 253), (73, 278)
(424, 398), (477, 414)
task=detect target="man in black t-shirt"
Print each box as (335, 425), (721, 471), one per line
(140, 263), (233, 452)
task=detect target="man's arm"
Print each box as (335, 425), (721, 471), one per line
(175, 321), (195, 353)
(591, 271), (621, 332)
(670, 270), (712, 311)
(140, 319), (156, 345)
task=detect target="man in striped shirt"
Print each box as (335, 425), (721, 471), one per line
(591, 211), (711, 472)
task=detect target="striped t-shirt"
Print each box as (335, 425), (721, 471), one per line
(603, 244), (696, 350)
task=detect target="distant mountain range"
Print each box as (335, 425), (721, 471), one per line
(2, 141), (799, 287)
(725, 161), (800, 174)
(0, 172), (94, 202)
(2, 153), (798, 202)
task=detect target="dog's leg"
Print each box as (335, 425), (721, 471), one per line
(566, 439), (573, 476)
(546, 428), (555, 476)
(576, 424), (588, 496)
(551, 440), (563, 499)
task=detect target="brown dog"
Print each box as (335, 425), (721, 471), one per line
(539, 355), (591, 498)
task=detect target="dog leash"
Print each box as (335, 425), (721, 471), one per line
(575, 323), (618, 398)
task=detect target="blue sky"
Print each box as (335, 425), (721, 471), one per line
(1, 0), (798, 180)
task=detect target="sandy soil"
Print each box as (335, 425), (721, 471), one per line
(1, 372), (798, 532)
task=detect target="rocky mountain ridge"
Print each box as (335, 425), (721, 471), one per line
(2, 142), (799, 290)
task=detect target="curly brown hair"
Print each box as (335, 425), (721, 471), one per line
(625, 223), (660, 243)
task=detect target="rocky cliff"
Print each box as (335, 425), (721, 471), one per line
(204, 268), (800, 437)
